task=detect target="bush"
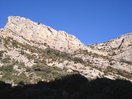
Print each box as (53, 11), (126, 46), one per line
(1, 57), (11, 63)
(0, 51), (4, 59)
(32, 63), (51, 73)
(13, 73), (30, 84)
(0, 64), (13, 72)
(120, 59), (132, 65)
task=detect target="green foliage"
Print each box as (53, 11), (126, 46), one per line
(13, 73), (30, 84)
(0, 51), (4, 56)
(12, 40), (19, 48)
(44, 48), (71, 59)
(0, 64), (14, 82)
(104, 66), (132, 79)
(0, 64), (13, 72)
(73, 57), (85, 64)
(30, 63), (70, 81)
(32, 63), (51, 73)
(1, 57), (11, 63)
(0, 51), (4, 59)
(120, 59), (132, 65)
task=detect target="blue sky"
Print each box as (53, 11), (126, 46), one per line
(0, 0), (132, 44)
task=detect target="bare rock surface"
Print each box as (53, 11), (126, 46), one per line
(0, 16), (132, 84)
(2, 16), (86, 52)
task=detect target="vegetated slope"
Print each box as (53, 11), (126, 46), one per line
(0, 16), (132, 85)
(0, 74), (132, 99)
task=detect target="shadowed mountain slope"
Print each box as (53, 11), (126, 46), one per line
(0, 74), (132, 99)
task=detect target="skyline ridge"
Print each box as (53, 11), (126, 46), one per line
(1, 15), (132, 45)
(1, 0), (132, 44)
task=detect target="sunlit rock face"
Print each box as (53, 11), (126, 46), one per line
(3, 16), (86, 52)
(0, 16), (132, 85)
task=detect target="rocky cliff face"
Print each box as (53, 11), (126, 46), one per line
(90, 33), (132, 62)
(1, 16), (86, 52)
(86, 33), (132, 80)
(0, 16), (131, 85)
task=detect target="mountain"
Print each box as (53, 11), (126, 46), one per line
(2, 16), (86, 52)
(0, 16), (132, 85)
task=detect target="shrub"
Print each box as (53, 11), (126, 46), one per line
(32, 63), (51, 73)
(0, 64), (13, 72)
(1, 57), (11, 63)
(13, 72), (30, 84)
(0, 51), (4, 59)
(120, 59), (132, 65)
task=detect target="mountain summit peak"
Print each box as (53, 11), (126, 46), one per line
(3, 16), (86, 52)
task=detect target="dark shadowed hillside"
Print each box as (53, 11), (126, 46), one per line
(0, 74), (132, 99)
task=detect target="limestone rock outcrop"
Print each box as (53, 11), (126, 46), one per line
(0, 16), (132, 84)
(2, 16), (86, 52)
